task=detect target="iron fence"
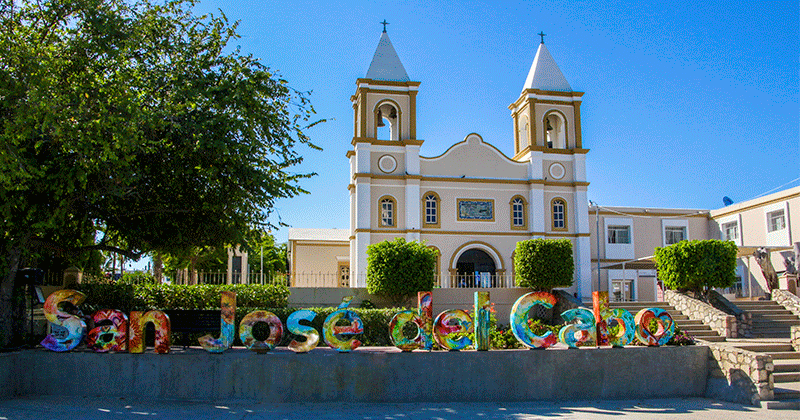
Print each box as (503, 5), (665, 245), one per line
(163, 271), (523, 288)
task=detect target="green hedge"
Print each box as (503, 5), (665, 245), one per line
(157, 307), (401, 348)
(75, 283), (290, 313)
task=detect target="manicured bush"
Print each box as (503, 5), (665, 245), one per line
(367, 238), (437, 305)
(514, 238), (574, 290)
(653, 240), (737, 296)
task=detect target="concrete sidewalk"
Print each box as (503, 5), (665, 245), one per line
(0, 396), (796, 420)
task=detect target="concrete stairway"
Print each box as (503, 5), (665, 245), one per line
(734, 300), (800, 338)
(608, 301), (726, 342)
(729, 341), (800, 407)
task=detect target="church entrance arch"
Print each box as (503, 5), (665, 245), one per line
(450, 242), (502, 288)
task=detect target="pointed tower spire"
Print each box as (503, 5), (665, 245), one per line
(522, 42), (572, 92)
(365, 30), (410, 82)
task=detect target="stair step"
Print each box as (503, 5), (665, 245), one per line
(684, 331), (719, 338)
(695, 336), (727, 342)
(752, 315), (800, 322)
(739, 306), (792, 314)
(774, 372), (800, 383)
(730, 343), (794, 352)
(769, 352), (800, 360)
(773, 360), (800, 372)
(678, 324), (711, 330)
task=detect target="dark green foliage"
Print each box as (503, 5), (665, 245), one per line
(366, 238), (437, 304)
(119, 271), (157, 284)
(76, 282), (290, 313)
(653, 240), (737, 295)
(153, 306), (400, 348)
(0, 0), (320, 347)
(514, 239), (574, 290)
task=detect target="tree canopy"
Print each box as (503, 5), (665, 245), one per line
(0, 0), (320, 347)
(653, 240), (738, 297)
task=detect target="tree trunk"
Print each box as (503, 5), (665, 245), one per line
(189, 256), (197, 285)
(153, 252), (163, 283)
(0, 242), (25, 349)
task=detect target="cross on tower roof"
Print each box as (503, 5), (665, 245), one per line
(380, 20), (389, 33)
(538, 31), (547, 44)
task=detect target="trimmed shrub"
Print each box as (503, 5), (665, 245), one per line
(653, 240), (737, 295)
(514, 238), (574, 290)
(367, 238), (437, 305)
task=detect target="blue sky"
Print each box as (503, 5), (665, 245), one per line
(184, 0), (798, 247)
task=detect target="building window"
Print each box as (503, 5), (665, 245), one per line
(722, 221), (738, 241)
(510, 196), (527, 229)
(423, 192), (440, 227)
(607, 225), (631, 244)
(379, 196), (396, 227)
(767, 209), (786, 232)
(664, 226), (686, 245)
(552, 198), (566, 230)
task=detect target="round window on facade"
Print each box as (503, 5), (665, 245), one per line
(378, 155), (398, 173)
(549, 163), (566, 180)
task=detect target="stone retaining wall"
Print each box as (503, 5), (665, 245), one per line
(0, 346), (709, 403)
(773, 289), (800, 318)
(705, 342), (774, 405)
(792, 325), (800, 352)
(664, 290), (738, 338)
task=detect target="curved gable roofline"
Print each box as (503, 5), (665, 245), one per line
(421, 133), (525, 166)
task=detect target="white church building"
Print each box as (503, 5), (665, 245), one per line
(287, 30), (799, 302)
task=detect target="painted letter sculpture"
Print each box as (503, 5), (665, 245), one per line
(87, 309), (128, 352)
(323, 296), (363, 352)
(509, 292), (558, 349)
(39, 289), (678, 353)
(41, 289), (87, 352)
(474, 291), (491, 351)
(199, 291), (236, 353)
(388, 291), (434, 352)
(287, 310), (319, 353)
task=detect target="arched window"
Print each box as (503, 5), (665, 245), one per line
(551, 198), (567, 230)
(545, 112), (567, 149)
(510, 195), (527, 230)
(423, 192), (440, 228)
(379, 196), (397, 227)
(518, 115), (529, 151)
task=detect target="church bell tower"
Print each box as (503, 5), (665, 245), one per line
(349, 24), (423, 285)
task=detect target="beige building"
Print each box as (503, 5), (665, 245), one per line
(287, 30), (799, 302)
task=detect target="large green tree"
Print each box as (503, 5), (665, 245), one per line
(0, 0), (320, 347)
(653, 240), (737, 297)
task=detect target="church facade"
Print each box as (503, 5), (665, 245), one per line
(287, 31), (799, 302)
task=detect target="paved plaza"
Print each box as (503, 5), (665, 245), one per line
(0, 396), (797, 419)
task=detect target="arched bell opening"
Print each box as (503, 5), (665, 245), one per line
(544, 112), (567, 149)
(375, 101), (400, 140)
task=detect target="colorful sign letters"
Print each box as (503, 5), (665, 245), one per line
(40, 288), (676, 354)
